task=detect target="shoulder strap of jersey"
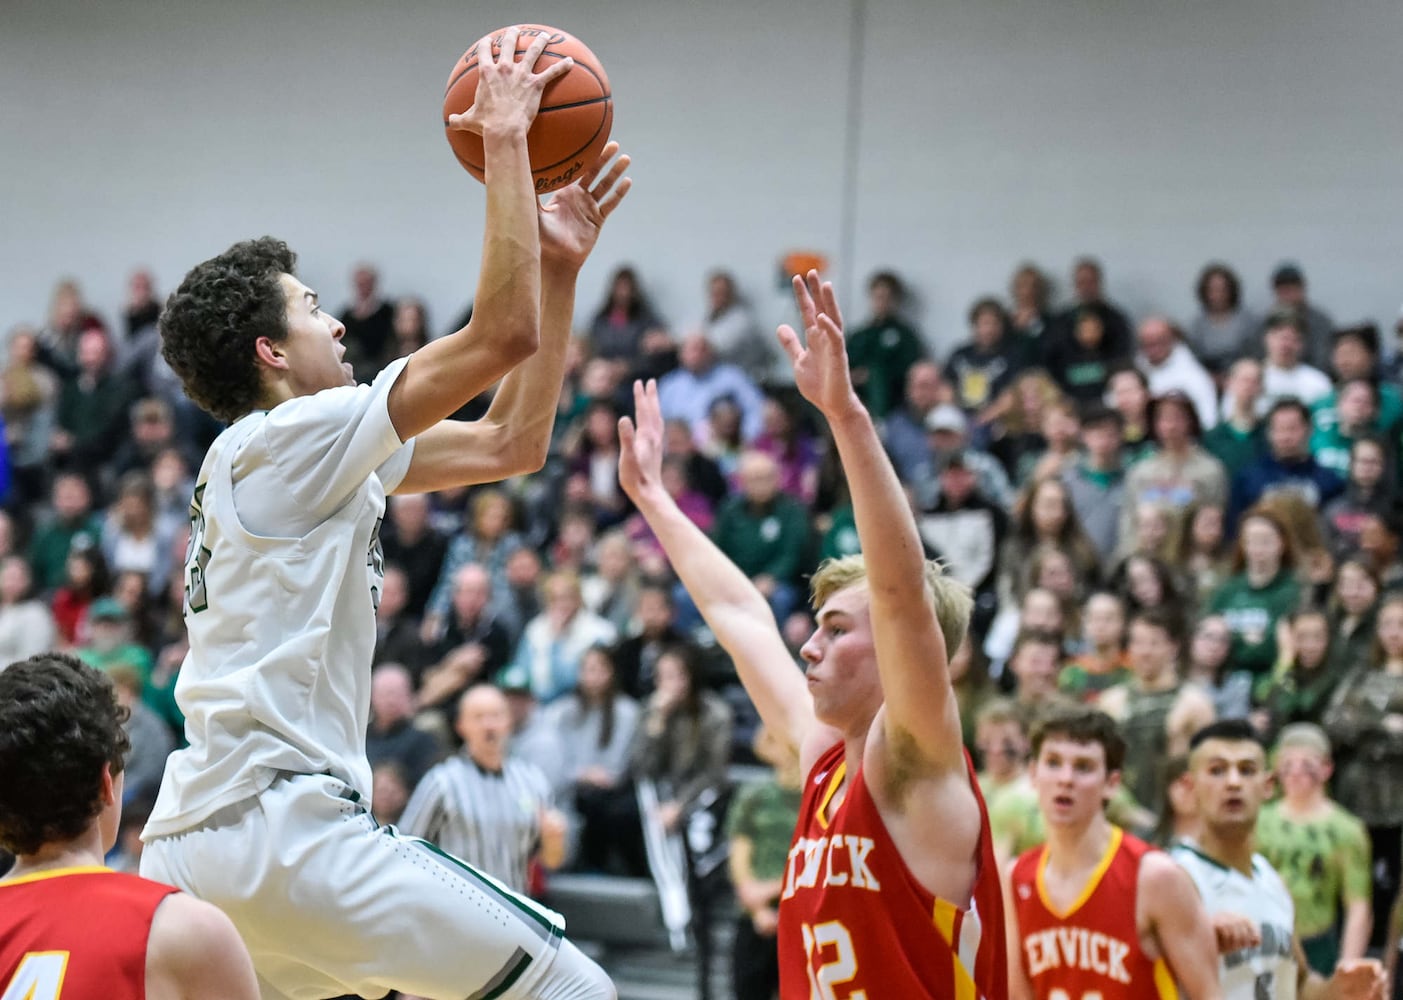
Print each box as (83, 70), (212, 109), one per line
(1115, 828), (1156, 865)
(1010, 844), (1045, 883)
(202, 414), (266, 541)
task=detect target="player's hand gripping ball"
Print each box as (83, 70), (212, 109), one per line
(444, 24), (613, 194)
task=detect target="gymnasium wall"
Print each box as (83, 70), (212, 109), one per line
(3, 0), (1401, 357)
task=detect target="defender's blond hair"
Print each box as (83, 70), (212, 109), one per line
(809, 555), (973, 660)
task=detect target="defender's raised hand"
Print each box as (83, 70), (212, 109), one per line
(538, 142), (632, 270)
(448, 27), (574, 136)
(618, 379), (666, 503)
(776, 271), (861, 418)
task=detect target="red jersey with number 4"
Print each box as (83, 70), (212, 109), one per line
(0, 866), (178, 1000)
(1010, 827), (1177, 1000)
(776, 741), (1007, 999)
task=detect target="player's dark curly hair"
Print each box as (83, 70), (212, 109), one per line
(160, 236), (297, 422)
(0, 653), (130, 856)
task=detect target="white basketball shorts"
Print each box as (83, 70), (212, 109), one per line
(141, 772), (568, 1000)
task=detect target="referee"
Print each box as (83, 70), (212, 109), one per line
(399, 682), (568, 894)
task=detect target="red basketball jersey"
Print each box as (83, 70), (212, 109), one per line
(1010, 827), (1177, 999)
(776, 741), (1007, 999)
(0, 866), (178, 1000)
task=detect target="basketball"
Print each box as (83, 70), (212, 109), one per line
(443, 24), (613, 194)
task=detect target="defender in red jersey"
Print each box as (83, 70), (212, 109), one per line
(1003, 706), (1221, 1000)
(0, 654), (256, 1000)
(620, 274), (1006, 998)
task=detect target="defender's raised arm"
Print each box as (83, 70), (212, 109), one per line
(778, 272), (969, 775)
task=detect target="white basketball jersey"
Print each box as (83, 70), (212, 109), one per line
(1170, 840), (1297, 1000)
(145, 359), (414, 838)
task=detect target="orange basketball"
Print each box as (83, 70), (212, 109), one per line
(443, 25), (613, 194)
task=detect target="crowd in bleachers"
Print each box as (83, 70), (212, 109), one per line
(5, 252), (1403, 988)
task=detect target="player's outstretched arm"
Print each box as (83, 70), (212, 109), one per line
(1139, 853), (1223, 1000)
(392, 145), (631, 494)
(146, 893), (260, 1000)
(619, 379), (817, 757)
(386, 28), (573, 443)
(777, 273), (965, 775)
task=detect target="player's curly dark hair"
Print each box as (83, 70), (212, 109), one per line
(0, 653), (130, 856)
(160, 236), (297, 422)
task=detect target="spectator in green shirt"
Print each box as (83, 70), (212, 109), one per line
(1311, 324), (1403, 441)
(51, 329), (136, 478)
(844, 271), (926, 420)
(1208, 505), (1302, 677)
(28, 471), (103, 592)
(709, 451), (811, 624)
(1203, 358), (1267, 474)
(1257, 724), (1373, 975)
(1312, 379), (1385, 478)
(726, 724), (803, 1000)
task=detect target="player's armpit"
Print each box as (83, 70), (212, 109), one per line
(146, 893), (260, 1000)
(868, 696), (969, 797)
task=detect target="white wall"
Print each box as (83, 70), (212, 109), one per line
(854, 0), (1403, 338)
(3, 0), (1400, 357)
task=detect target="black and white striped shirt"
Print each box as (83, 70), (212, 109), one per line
(399, 753), (552, 894)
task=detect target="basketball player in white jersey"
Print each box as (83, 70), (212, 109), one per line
(139, 29), (629, 1000)
(1170, 720), (1383, 1000)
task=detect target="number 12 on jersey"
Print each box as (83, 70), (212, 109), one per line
(802, 921), (867, 1000)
